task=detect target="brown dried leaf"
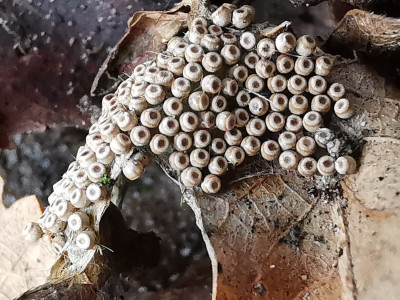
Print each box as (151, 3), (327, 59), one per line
(188, 168), (341, 299)
(0, 176), (57, 300)
(328, 9), (400, 52)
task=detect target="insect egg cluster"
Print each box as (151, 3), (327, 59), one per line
(23, 3), (357, 253)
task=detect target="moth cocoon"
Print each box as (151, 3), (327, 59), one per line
(22, 222), (43, 242)
(298, 157), (318, 177)
(193, 130), (211, 148)
(278, 131), (297, 150)
(208, 25), (223, 36)
(210, 95), (227, 113)
(216, 111), (236, 132)
(117, 111), (138, 132)
(249, 97), (269, 116)
(285, 115), (303, 133)
(287, 75), (307, 95)
(208, 156), (229, 175)
(201, 75), (222, 94)
(211, 138), (227, 155)
(308, 75), (327, 95)
(267, 75), (287, 93)
(303, 111), (323, 132)
(167, 36), (185, 52)
(68, 212), (90, 232)
(296, 35), (316, 57)
(220, 33), (237, 45)
(244, 52), (260, 69)
(220, 44), (241, 65)
(169, 152), (190, 171)
(149, 134), (170, 155)
(76, 230), (96, 250)
(230, 65), (249, 83)
(240, 31), (257, 50)
(129, 96), (149, 115)
(86, 183), (106, 202)
(265, 112), (285, 132)
(317, 155), (336, 176)
(315, 56), (334, 76)
(245, 74), (265, 93)
(188, 91), (210, 111)
(257, 38), (275, 58)
(188, 25), (208, 44)
(328, 83), (346, 101)
(279, 150), (299, 170)
(276, 54), (294, 74)
(311, 95), (332, 114)
(241, 136), (261, 156)
(132, 152), (153, 168)
(201, 174), (222, 194)
(181, 167), (202, 187)
(296, 136), (316, 156)
(225, 146), (245, 165)
(246, 118), (266, 137)
(163, 97), (184, 117)
(294, 57), (314, 76)
(255, 58), (276, 79)
(224, 128), (243, 146)
(171, 77), (191, 98)
(53, 200), (75, 221)
(155, 70), (174, 87)
(211, 3), (235, 27)
(314, 128), (334, 148)
(201, 34), (221, 52)
(275, 32), (297, 53)
(179, 112), (199, 132)
(222, 78), (239, 97)
(174, 132), (193, 151)
(335, 155), (357, 175)
(289, 95), (308, 115)
(261, 140), (281, 161)
(140, 108), (162, 128)
(69, 188), (90, 208)
(270, 93), (288, 112)
(190, 149), (210, 168)
(123, 159), (144, 180)
(130, 126), (151, 146)
(183, 62), (203, 82)
(236, 90), (251, 107)
(77, 148), (96, 168)
(198, 111), (216, 129)
(185, 44), (204, 63)
(232, 6), (255, 29)
(202, 52), (223, 73)
(110, 133), (133, 155)
(159, 116), (180, 137)
(334, 98), (354, 119)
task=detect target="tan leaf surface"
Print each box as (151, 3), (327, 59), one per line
(0, 176), (57, 300)
(329, 9), (400, 51)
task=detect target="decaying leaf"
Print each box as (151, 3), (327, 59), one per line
(328, 9), (400, 53)
(0, 176), (57, 300)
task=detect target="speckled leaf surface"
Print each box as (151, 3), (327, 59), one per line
(0, 177), (57, 300)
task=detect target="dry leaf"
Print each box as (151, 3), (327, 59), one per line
(0, 176), (57, 300)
